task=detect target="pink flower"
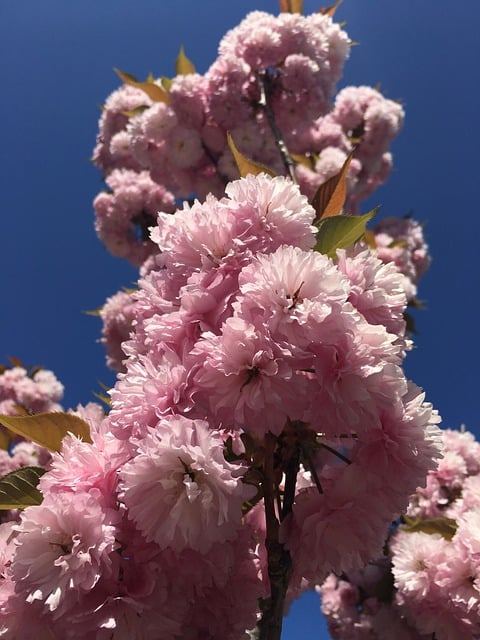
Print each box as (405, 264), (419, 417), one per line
(109, 347), (190, 442)
(99, 289), (137, 371)
(284, 462), (392, 583)
(119, 416), (254, 552)
(0, 366), (64, 415)
(191, 317), (305, 436)
(236, 244), (349, 345)
(224, 173), (317, 253)
(38, 432), (126, 504)
(373, 216), (431, 300)
(11, 491), (119, 614)
(94, 168), (175, 266)
(92, 84), (151, 173)
(391, 531), (449, 597)
(336, 244), (408, 341)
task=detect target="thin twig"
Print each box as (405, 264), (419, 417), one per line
(256, 70), (297, 183)
(318, 440), (352, 465)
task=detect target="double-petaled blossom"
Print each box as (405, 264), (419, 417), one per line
(118, 415), (255, 552)
(10, 490), (120, 615)
(91, 8), (408, 264)
(319, 427), (480, 640)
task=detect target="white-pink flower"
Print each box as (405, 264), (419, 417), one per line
(191, 317), (305, 436)
(11, 491), (119, 614)
(119, 416), (254, 553)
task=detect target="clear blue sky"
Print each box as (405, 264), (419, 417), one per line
(1, 1), (480, 638)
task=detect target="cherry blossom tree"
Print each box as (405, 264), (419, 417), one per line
(1, 2), (474, 639)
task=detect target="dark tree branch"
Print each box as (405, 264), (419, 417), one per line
(256, 70), (297, 183)
(256, 432), (298, 640)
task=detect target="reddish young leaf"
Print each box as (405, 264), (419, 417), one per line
(311, 150), (354, 223)
(319, 0), (343, 17)
(7, 356), (23, 368)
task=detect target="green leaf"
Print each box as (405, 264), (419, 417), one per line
(83, 307), (102, 317)
(161, 76), (173, 91)
(92, 391), (111, 408)
(402, 515), (458, 541)
(0, 466), (45, 510)
(114, 68), (170, 104)
(0, 412), (92, 452)
(290, 153), (315, 170)
(176, 45), (196, 75)
(311, 150), (354, 223)
(314, 207), (379, 258)
(227, 133), (276, 179)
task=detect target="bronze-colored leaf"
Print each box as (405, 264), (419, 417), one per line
(279, 0), (303, 13)
(0, 466), (45, 510)
(12, 405), (30, 416)
(314, 207), (379, 258)
(311, 150), (354, 223)
(0, 412), (92, 452)
(408, 297), (426, 310)
(176, 45), (196, 75)
(97, 380), (111, 392)
(0, 429), (11, 451)
(319, 0), (343, 17)
(7, 356), (23, 368)
(27, 365), (43, 378)
(363, 229), (377, 249)
(114, 68), (170, 104)
(404, 311), (418, 335)
(227, 133), (276, 179)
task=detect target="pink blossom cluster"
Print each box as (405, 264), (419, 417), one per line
(0, 364), (63, 417)
(99, 290), (137, 372)
(295, 86), (404, 208)
(98, 211), (429, 387)
(0, 174), (442, 637)
(319, 427), (480, 640)
(0, 408), (264, 638)
(0, 364), (63, 477)
(93, 169), (175, 266)
(373, 216), (431, 301)
(93, 10), (404, 264)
